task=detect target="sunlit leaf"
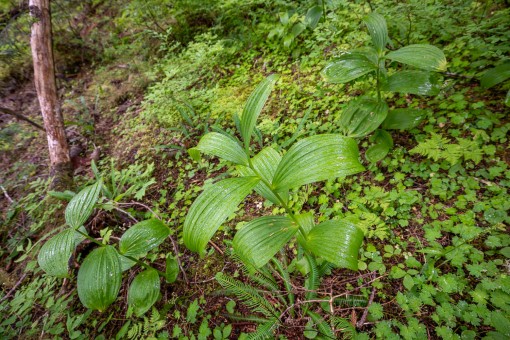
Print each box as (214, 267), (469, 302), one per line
(165, 254), (179, 283)
(382, 108), (425, 130)
(38, 228), (87, 278)
(183, 177), (260, 255)
(322, 53), (377, 83)
(480, 62), (510, 89)
(65, 180), (102, 229)
(305, 6), (322, 29)
(295, 212), (314, 245)
(366, 130), (393, 163)
(128, 269), (160, 317)
(383, 70), (440, 96)
(304, 219), (364, 270)
(119, 254), (136, 272)
(77, 245), (122, 311)
(193, 132), (248, 165)
(240, 75), (278, 150)
(339, 97), (388, 138)
(505, 89), (510, 107)
(272, 134), (364, 191)
(233, 216), (298, 268)
(119, 219), (170, 258)
(237, 147), (288, 205)
(386, 44), (447, 72)
(363, 12), (388, 54)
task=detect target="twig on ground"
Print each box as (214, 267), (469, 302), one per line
(0, 273), (28, 303)
(1, 185), (14, 203)
(357, 285), (376, 328)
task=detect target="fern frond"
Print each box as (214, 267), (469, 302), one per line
(248, 317), (279, 340)
(332, 316), (356, 340)
(334, 295), (367, 307)
(307, 311), (335, 339)
(222, 313), (269, 324)
(305, 254), (320, 301)
(318, 262), (335, 277)
(215, 273), (278, 319)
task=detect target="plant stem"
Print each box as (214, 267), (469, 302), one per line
(376, 59), (381, 102)
(246, 158), (308, 239)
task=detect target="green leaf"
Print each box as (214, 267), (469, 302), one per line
(65, 180), (102, 229)
(366, 130), (393, 163)
(363, 12), (388, 54)
(386, 44), (447, 72)
(165, 254), (179, 283)
(240, 75), (278, 150)
(322, 53), (377, 83)
(38, 228), (87, 278)
(340, 97), (388, 137)
(305, 6), (322, 29)
(304, 219), (364, 270)
(233, 216), (298, 268)
(183, 177), (260, 254)
(128, 269), (160, 317)
(237, 147), (287, 205)
(291, 22), (306, 38)
(119, 255), (136, 272)
(506, 89), (510, 107)
(382, 108), (425, 130)
(481, 62), (510, 89)
(383, 71), (440, 96)
(194, 132), (248, 166)
(77, 246), (122, 311)
(272, 134), (364, 191)
(119, 219), (170, 258)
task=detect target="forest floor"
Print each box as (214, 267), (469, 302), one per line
(1, 1), (510, 339)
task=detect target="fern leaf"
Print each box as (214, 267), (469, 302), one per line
(305, 254), (320, 301)
(307, 311), (335, 339)
(248, 317), (279, 340)
(332, 316), (356, 339)
(215, 273), (278, 319)
(334, 295), (367, 307)
(271, 258), (295, 307)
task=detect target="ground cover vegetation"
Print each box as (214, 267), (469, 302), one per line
(0, 0), (509, 339)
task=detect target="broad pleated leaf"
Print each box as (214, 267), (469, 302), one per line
(322, 53), (377, 83)
(240, 75), (278, 150)
(233, 216), (298, 268)
(339, 97), (388, 138)
(382, 108), (425, 130)
(480, 62), (510, 89)
(77, 246), (122, 311)
(128, 269), (160, 317)
(291, 22), (306, 37)
(65, 180), (102, 229)
(192, 132), (248, 166)
(383, 70), (440, 96)
(305, 6), (322, 29)
(165, 254), (179, 283)
(363, 13), (388, 54)
(386, 44), (447, 72)
(119, 254), (136, 272)
(119, 219), (170, 258)
(366, 130), (394, 163)
(38, 228), (87, 278)
(183, 177), (260, 254)
(237, 147), (287, 205)
(305, 219), (364, 270)
(272, 135), (364, 191)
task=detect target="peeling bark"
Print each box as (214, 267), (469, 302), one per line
(29, 0), (73, 190)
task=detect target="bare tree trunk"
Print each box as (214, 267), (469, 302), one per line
(29, 0), (72, 190)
